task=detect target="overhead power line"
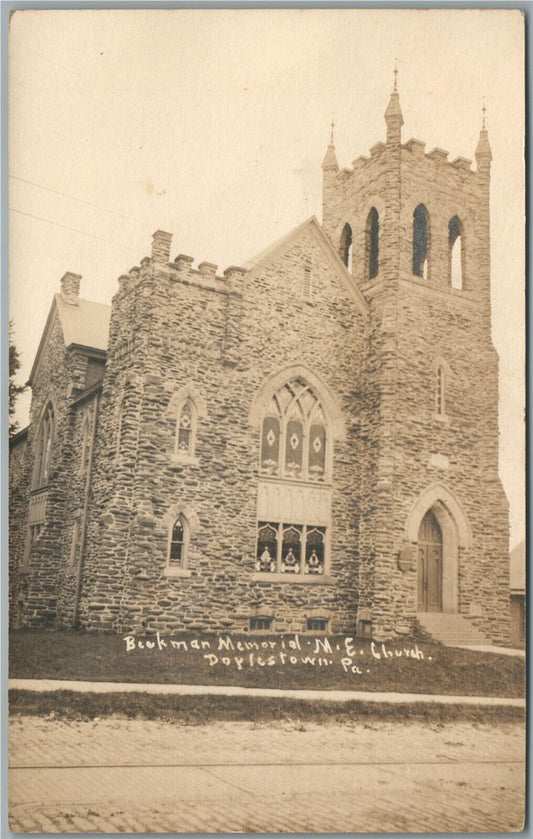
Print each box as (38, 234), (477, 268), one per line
(10, 175), (128, 218)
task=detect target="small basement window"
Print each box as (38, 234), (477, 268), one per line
(250, 616), (272, 631)
(307, 618), (328, 633)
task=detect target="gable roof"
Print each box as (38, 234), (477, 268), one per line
(29, 294), (111, 385)
(54, 293), (110, 351)
(242, 216), (369, 316)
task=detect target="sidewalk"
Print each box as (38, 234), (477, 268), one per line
(8, 678), (525, 707)
(452, 645), (525, 657)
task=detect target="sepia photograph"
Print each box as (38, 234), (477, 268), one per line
(7, 7), (525, 833)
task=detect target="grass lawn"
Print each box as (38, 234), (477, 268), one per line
(8, 689), (525, 725)
(9, 629), (525, 698)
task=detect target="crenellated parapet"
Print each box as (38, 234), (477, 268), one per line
(321, 80), (492, 304)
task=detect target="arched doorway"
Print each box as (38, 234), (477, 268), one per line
(417, 509), (443, 612)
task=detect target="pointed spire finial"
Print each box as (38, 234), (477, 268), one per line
(322, 115), (339, 172)
(476, 96), (492, 166)
(385, 61), (403, 143)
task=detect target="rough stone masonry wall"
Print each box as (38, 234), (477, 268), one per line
(80, 227), (367, 635)
(55, 392), (100, 627)
(14, 316), (73, 626)
(76, 265), (154, 631)
(376, 282), (511, 645)
(8, 431), (29, 624)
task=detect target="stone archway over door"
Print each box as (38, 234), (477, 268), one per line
(406, 484), (472, 615)
(417, 510), (442, 612)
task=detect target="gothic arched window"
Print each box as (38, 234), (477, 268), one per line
(256, 376), (332, 577)
(32, 403), (55, 490)
(449, 215), (464, 289)
(413, 204), (430, 278)
(366, 207), (379, 279)
(260, 377), (328, 482)
(340, 223), (353, 271)
(168, 515), (188, 568)
(176, 400), (197, 457)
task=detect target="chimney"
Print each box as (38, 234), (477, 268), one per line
(60, 272), (81, 306)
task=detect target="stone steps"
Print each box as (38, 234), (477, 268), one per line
(417, 612), (490, 647)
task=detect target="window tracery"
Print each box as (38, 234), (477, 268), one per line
(260, 378), (328, 482)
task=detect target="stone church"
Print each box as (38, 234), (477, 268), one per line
(9, 79), (511, 644)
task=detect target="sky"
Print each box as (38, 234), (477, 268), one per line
(8, 9), (525, 547)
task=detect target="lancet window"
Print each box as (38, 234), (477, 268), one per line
(168, 515), (188, 568)
(367, 207), (379, 279)
(340, 223), (353, 271)
(32, 403), (55, 490)
(413, 204), (430, 278)
(449, 215), (464, 289)
(176, 400), (196, 457)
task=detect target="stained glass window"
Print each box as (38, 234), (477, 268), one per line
(261, 416), (280, 473)
(304, 526), (325, 575)
(256, 522), (278, 572)
(281, 524), (302, 573)
(177, 401), (193, 454)
(258, 378), (330, 482)
(308, 423), (326, 477)
(285, 419), (303, 476)
(255, 521), (326, 576)
(169, 517), (186, 565)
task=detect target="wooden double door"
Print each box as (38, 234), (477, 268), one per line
(417, 509), (443, 612)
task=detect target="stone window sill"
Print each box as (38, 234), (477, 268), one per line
(252, 572), (334, 585)
(164, 567), (192, 578)
(170, 453), (199, 468)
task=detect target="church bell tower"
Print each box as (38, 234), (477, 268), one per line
(321, 73), (510, 644)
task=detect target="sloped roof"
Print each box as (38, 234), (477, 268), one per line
(510, 539), (525, 593)
(29, 294), (111, 385)
(242, 216), (369, 316)
(54, 293), (110, 351)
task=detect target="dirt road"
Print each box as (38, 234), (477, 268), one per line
(9, 716), (525, 833)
